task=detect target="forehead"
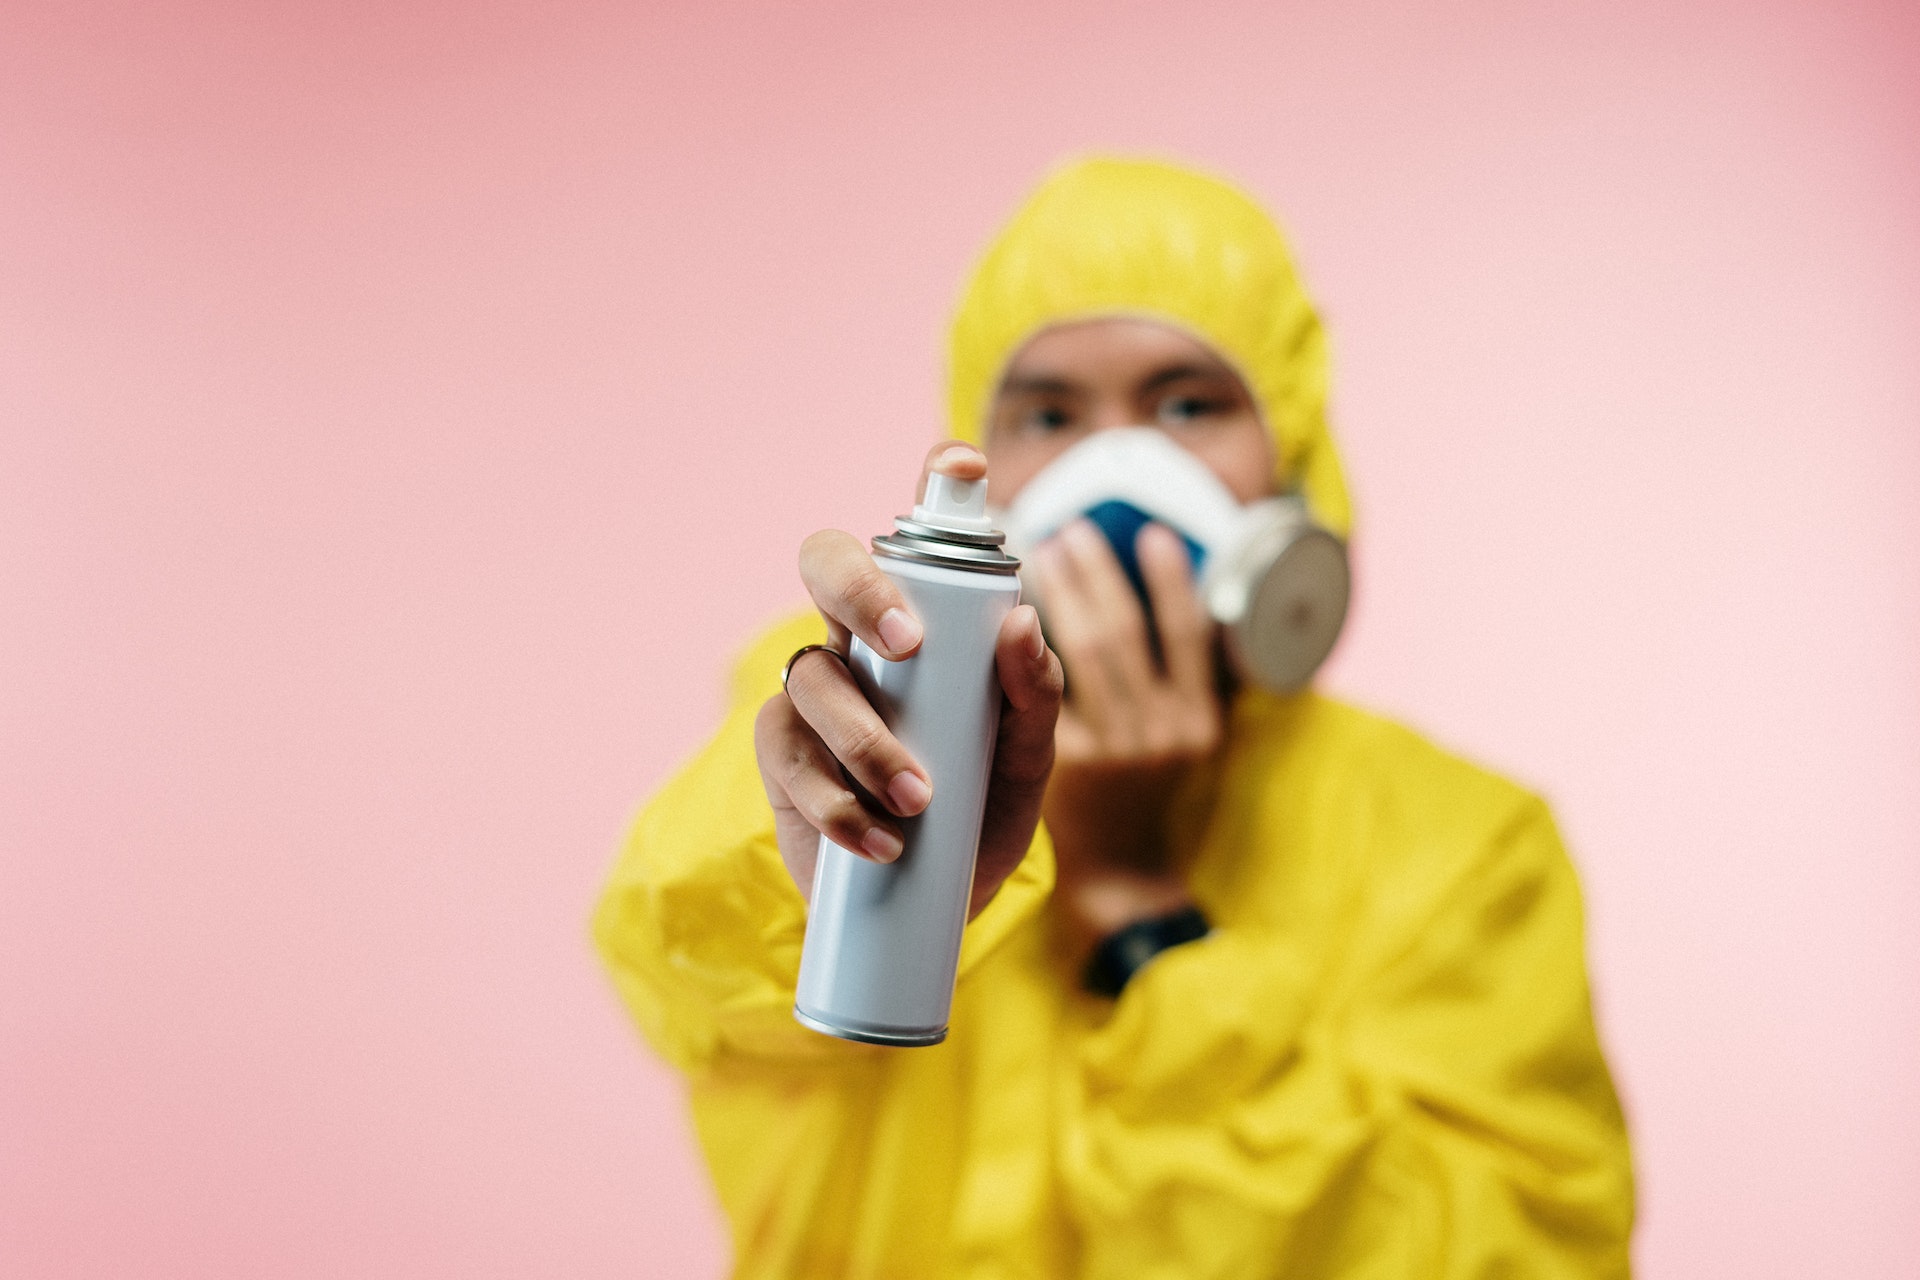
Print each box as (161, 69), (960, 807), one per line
(997, 317), (1238, 389)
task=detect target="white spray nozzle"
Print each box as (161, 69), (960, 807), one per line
(914, 471), (994, 532)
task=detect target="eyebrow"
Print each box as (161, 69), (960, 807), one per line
(997, 362), (1238, 399)
(1138, 362), (1238, 394)
(997, 374), (1078, 396)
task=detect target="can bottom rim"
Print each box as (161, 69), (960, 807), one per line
(793, 1004), (949, 1047)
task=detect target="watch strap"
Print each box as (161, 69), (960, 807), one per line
(1082, 904), (1212, 998)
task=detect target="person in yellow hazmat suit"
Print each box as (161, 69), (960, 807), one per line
(594, 157), (1636, 1278)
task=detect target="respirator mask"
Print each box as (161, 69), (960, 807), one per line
(998, 427), (1350, 692)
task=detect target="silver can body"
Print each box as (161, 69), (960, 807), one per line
(793, 554), (1020, 1046)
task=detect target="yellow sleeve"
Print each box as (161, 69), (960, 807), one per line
(592, 612), (1055, 1075)
(1060, 796), (1634, 1279)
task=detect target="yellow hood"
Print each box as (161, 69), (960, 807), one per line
(946, 156), (1352, 536)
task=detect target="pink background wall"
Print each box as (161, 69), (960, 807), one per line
(5, 1), (1916, 1276)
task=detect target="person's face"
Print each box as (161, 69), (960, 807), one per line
(984, 317), (1276, 506)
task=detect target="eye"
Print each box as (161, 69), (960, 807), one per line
(1154, 394), (1224, 427)
(1024, 404), (1074, 434)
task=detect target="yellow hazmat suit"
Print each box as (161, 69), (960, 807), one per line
(595, 159), (1635, 1278)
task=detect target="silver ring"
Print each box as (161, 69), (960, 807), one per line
(781, 643), (849, 692)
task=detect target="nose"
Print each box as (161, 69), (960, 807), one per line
(1085, 396), (1138, 435)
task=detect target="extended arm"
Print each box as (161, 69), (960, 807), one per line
(1058, 797), (1634, 1279)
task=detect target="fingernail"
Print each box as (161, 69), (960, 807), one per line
(1021, 607), (1047, 660)
(1039, 536), (1077, 575)
(888, 771), (931, 815)
(877, 608), (922, 655)
(862, 827), (904, 862)
(1062, 519), (1101, 552)
(936, 445), (980, 470)
(1139, 522), (1187, 563)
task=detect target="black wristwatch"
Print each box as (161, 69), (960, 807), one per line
(1082, 904), (1212, 998)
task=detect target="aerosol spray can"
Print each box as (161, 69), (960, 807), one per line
(793, 472), (1021, 1046)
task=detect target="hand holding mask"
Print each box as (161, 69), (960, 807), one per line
(998, 428), (1351, 692)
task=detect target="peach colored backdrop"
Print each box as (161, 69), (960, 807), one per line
(5, 2), (1916, 1276)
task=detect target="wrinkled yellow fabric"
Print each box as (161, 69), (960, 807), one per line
(595, 613), (1634, 1278)
(595, 156), (1632, 1276)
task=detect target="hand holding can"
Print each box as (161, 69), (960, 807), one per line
(752, 442), (1063, 1044)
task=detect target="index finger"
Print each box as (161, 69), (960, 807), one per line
(799, 529), (925, 660)
(915, 439), (988, 504)
(1137, 522), (1212, 698)
(799, 441), (990, 661)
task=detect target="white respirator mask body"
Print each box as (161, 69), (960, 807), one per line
(996, 427), (1350, 693)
